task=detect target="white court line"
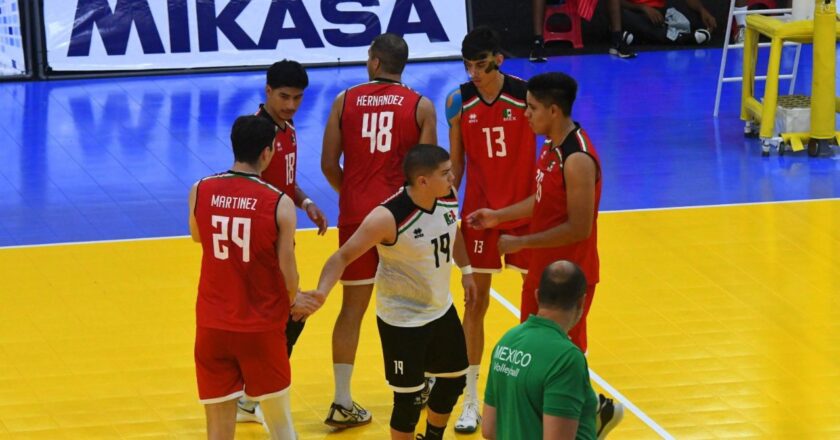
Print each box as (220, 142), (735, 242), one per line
(489, 287), (676, 440)
(3, 197), (838, 250)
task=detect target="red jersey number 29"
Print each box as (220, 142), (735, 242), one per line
(211, 215), (252, 262)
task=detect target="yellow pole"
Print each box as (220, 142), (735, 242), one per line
(808, 0), (836, 156)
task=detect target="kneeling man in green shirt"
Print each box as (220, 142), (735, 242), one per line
(482, 260), (621, 439)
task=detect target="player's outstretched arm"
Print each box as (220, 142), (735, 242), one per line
(321, 91), (346, 193)
(519, 153), (596, 249)
(466, 194), (535, 231)
(275, 194), (299, 299)
(416, 96), (438, 145)
(446, 87), (466, 190)
(188, 182), (201, 243)
(307, 206), (396, 303)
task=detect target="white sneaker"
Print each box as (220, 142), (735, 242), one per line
(236, 399), (265, 424)
(324, 401), (372, 429)
(454, 400), (481, 433)
(734, 26), (746, 44)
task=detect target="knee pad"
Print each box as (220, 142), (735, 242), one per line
(427, 376), (466, 415)
(390, 390), (423, 433)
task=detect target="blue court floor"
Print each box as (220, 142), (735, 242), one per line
(1, 44), (838, 246)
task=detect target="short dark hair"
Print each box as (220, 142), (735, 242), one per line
(461, 27), (501, 60)
(537, 260), (587, 311)
(527, 72), (577, 117)
(230, 115), (276, 165)
(371, 33), (409, 74)
(403, 144), (450, 184)
(266, 60), (308, 89)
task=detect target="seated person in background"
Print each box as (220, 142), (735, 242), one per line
(619, 0), (717, 45)
(532, 0), (637, 60)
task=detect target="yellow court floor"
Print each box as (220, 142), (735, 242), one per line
(0, 199), (838, 439)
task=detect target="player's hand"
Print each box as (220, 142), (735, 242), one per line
(462, 273), (478, 307)
(642, 6), (664, 25)
(498, 234), (524, 255)
(700, 10), (717, 33)
(291, 290), (327, 320)
(305, 202), (328, 235)
(466, 209), (499, 230)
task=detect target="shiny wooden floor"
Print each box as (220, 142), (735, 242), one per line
(1, 199), (838, 439)
(2, 43), (840, 438)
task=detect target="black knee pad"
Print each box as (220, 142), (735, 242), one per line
(427, 376), (466, 415)
(390, 390), (423, 433)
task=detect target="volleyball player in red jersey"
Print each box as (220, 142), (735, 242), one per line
(256, 60), (327, 237)
(189, 115), (305, 439)
(467, 72), (602, 354)
(469, 73), (625, 436)
(445, 27), (537, 433)
(321, 33), (437, 428)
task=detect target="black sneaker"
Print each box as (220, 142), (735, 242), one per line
(529, 40), (547, 62)
(609, 31), (636, 59)
(324, 401), (372, 429)
(595, 394), (624, 439)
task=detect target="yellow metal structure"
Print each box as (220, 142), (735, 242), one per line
(740, 3), (840, 155)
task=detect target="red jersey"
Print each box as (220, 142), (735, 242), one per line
(256, 105), (298, 202)
(527, 126), (602, 285)
(459, 74), (536, 229)
(195, 170), (290, 332)
(339, 79), (422, 226)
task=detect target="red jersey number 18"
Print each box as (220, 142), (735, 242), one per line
(211, 215), (252, 262)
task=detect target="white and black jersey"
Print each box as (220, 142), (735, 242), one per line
(375, 187), (459, 328)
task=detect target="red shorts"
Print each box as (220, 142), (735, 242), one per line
(339, 223), (378, 285)
(194, 326), (291, 404)
(462, 224), (531, 273)
(520, 283), (596, 353)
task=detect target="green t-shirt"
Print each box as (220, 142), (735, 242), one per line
(485, 315), (597, 440)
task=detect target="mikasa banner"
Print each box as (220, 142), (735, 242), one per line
(43, 0), (468, 71)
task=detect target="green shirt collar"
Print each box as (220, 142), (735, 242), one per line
(525, 315), (570, 338)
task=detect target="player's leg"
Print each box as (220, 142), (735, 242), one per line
(426, 306), (469, 439)
(237, 328), (294, 438)
(195, 327), (246, 439)
(457, 227), (501, 433)
(567, 284), (596, 353)
(259, 392), (295, 440)
(376, 316), (431, 438)
(205, 400), (238, 440)
(325, 224), (377, 427)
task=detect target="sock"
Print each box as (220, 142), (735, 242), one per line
(735, 6), (747, 27)
(610, 31), (622, 46)
(532, 35), (544, 47)
(464, 365), (480, 402)
(260, 393), (296, 439)
(424, 421), (446, 440)
(333, 363), (354, 409)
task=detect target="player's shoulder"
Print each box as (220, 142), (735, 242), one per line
(502, 74), (528, 100)
(381, 188), (417, 225)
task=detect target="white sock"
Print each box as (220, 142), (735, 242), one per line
(333, 363), (354, 409)
(464, 365), (480, 403)
(735, 6), (747, 27)
(260, 392), (295, 440)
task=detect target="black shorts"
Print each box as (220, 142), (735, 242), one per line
(376, 305), (469, 393)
